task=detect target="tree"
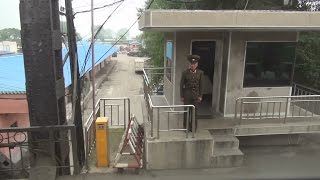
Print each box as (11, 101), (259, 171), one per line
(0, 28), (21, 46)
(115, 28), (129, 40)
(76, 32), (82, 41)
(93, 26), (114, 41)
(103, 28), (114, 39)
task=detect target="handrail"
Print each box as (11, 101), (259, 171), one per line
(235, 95), (320, 101)
(0, 125), (80, 175)
(293, 82), (320, 94)
(143, 68), (196, 139)
(83, 97), (130, 170)
(84, 100), (101, 128)
(235, 95), (320, 124)
(0, 125), (75, 132)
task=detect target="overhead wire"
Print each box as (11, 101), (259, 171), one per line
(83, 0), (155, 75)
(74, 0), (125, 16)
(80, 0), (126, 74)
(165, 0), (204, 3)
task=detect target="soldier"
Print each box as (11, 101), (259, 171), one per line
(180, 54), (203, 132)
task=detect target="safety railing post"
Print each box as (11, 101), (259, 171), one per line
(128, 98), (131, 128)
(85, 127), (89, 170)
(240, 99), (243, 125)
(234, 99), (238, 120)
(157, 108), (160, 139)
(284, 97), (289, 124)
(150, 107), (154, 138)
(192, 106), (195, 138)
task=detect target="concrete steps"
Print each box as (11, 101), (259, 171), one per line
(211, 149), (243, 168)
(210, 128), (244, 168)
(213, 135), (239, 150)
(209, 128), (234, 136)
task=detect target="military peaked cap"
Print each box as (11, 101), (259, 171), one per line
(187, 54), (200, 63)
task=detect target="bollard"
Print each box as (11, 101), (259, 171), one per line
(95, 117), (109, 167)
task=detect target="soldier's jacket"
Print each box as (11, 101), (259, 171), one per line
(180, 69), (204, 100)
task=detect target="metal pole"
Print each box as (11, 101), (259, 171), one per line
(150, 107), (154, 138)
(192, 106), (195, 138)
(124, 99), (126, 130)
(91, 0), (96, 122)
(284, 97), (289, 124)
(65, 0), (85, 166)
(157, 108), (160, 139)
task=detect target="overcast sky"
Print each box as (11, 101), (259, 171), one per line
(0, 0), (146, 38)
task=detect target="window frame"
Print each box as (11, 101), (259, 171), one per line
(243, 41), (297, 88)
(165, 40), (174, 82)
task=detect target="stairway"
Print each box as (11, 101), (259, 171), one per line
(209, 128), (244, 168)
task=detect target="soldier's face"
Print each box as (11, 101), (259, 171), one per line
(190, 62), (198, 71)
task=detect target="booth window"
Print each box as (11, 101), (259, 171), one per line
(244, 42), (296, 87)
(165, 41), (173, 81)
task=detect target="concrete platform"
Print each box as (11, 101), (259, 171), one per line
(142, 95), (320, 170)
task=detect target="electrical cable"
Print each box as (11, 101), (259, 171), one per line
(82, 0), (155, 75)
(80, 0), (125, 74)
(74, 0), (124, 16)
(165, 0), (204, 3)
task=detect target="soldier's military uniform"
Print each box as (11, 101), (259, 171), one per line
(180, 55), (203, 132)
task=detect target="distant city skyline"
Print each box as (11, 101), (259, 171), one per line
(0, 0), (146, 38)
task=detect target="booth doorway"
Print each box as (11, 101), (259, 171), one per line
(192, 41), (216, 118)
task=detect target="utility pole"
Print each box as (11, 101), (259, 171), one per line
(20, 0), (69, 178)
(65, 0), (85, 167)
(91, 0), (96, 121)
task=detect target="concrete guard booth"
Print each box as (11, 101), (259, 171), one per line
(139, 10), (320, 169)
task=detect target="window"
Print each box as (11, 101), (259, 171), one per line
(244, 42), (296, 87)
(165, 41), (173, 81)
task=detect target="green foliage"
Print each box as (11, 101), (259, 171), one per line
(296, 32), (320, 88)
(76, 32), (83, 41)
(115, 28), (129, 40)
(141, 32), (164, 67)
(94, 26), (114, 41)
(0, 28), (21, 46)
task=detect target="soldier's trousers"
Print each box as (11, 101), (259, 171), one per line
(183, 98), (198, 132)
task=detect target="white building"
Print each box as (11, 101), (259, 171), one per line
(0, 41), (18, 53)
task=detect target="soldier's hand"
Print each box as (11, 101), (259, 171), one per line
(181, 97), (184, 102)
(198, 97), (202, 102)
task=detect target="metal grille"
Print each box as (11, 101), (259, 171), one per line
(0, 125), (79, 179)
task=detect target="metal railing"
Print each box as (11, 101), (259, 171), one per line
(235, 95), (320, 124)
(143, 68), (196, 139)
(83, 97), (130, 169)
(292, 83), (320, 96)
(0, 125), (79, 179)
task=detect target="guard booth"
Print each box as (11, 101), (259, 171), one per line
(139, 10), (320, 118)
(138, 10), (320, 170)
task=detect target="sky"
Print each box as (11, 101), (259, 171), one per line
(0, 0), (146, 39)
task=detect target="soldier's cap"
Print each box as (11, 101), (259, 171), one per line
(187, 54), (200, 64)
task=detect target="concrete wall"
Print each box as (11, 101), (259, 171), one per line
(165, 31), (297, 116)
(0, 94), (28, 114)
(140, 10), (320, 31)
(0, 94), (29, 162)
(225, 32), (297, 115)
(147, 138), (212, 169)
(219, 32), (231, 114)
(0, 41), (18, 53)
